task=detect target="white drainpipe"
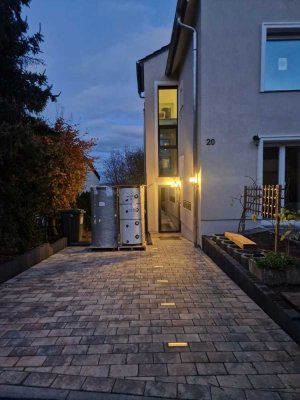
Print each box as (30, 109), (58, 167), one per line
(176, 15), (198, 246)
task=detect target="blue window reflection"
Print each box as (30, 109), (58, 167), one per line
(265, 40), (300, 91)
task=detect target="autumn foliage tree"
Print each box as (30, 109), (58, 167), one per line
(44, 118), (95, 233)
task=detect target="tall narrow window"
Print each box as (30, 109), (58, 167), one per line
(158, 87), (178, 177)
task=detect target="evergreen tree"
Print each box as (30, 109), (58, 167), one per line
(0, 0), (56, 123)
(0, 0), (57, 257)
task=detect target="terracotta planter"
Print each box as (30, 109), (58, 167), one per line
(248, 257), (300, 286)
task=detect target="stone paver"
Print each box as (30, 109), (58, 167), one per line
(0, 238), (299, 399)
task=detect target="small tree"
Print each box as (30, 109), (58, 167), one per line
(103, 147), (144, 185)
(44, 118), (95, 234)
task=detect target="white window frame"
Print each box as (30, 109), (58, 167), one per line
(260, 22), (300, 92)
(154, 81), (179, 179)
(258, 134), (300, 225)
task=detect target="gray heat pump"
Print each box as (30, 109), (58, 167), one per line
(91, 186), (118, 248)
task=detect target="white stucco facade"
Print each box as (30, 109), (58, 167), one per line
(137, 0), (300, 246)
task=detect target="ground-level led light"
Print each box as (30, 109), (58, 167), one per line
(156, 279), (168, 283)
(168, 342), (188, 348)
(154, 265), (164, 268)
(160, 302), (176, 306)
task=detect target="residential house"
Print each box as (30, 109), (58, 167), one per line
(82, 164), (100, 193)
(136, 0), (300, 245)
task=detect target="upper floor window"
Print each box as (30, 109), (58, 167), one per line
(261, 23), (300, 91)
(158, 87), (178, 177)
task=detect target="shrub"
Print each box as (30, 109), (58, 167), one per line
(256, 252), (300, 270)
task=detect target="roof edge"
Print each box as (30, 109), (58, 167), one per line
(136, 44), (170, 96)
(165, 0), (189, 77)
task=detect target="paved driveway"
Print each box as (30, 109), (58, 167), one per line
(0, 238), (299, 400)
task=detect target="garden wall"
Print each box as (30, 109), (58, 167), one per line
(0, 238), (67, 284)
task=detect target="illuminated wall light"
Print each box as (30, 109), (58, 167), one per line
(171, 180), (180, 188)
(189, 176), (198, 184)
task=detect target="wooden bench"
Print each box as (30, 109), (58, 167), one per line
(224, 232), (257, 249)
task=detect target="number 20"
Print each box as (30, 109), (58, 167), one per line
(206, 138), (215, 145)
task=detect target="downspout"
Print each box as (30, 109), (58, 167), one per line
(176, 15), (198, 247)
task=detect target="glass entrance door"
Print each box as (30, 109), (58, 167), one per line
(159, 186), (180, 232)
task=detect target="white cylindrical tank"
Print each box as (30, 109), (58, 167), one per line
(120, 220), (142, 245)
(119, 204), (141, 220)
(119, 186), (145, 246)
(119, 187), (141, 205)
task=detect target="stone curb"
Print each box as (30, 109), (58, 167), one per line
(0, 384), (173, 400)
(0, 237), (67, 284)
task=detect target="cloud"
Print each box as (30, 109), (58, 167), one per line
(37, 0), (174, 174)
(58, 23), (171, 168)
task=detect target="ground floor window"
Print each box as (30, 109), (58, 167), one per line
(263, 144), (300, 209)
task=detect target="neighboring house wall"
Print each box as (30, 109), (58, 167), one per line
(143, 50), (176, 234)
(82, 170), (100, 193)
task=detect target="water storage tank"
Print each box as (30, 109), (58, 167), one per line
(119, 187), (141, 204)
(119, 186), (144, 246)
(91, 186), (118, 248)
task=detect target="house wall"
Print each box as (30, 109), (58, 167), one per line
(143, 51), (176, 233)
(82, 171), (100, 193)
(141, 0), (300, 242)
(198, 0), (300, 239)
(177, 39), (194, 242)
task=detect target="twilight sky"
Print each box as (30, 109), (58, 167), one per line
(25, 0), (177, 174)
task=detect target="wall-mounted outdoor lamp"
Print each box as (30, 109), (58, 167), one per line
(189, 176), (198, 184)
(252, 135), (260, 147)
(171, 181), (180, 188)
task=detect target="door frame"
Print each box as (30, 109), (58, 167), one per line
(158, 185), (181, 233)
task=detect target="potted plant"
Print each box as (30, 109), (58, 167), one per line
(249, 252), (300, 286)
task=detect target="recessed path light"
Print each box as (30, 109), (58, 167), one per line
(168, 342), (188, 348)
(160, 302), (176, 306)
(154, 265), (164, 268)
(156, 279), (168, 283)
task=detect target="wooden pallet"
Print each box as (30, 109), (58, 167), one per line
(118, 244), (146, 251)
(90, 247), (118, 252)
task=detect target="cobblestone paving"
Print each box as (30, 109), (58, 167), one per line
(0, 238), (300, 400)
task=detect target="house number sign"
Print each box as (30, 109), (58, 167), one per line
(206, 138), (215, 145)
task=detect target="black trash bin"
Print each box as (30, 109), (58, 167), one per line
(61, 209), (86, 244)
